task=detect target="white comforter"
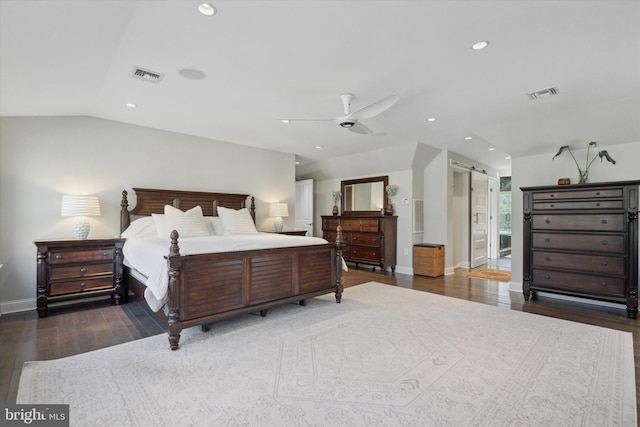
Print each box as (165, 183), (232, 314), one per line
(123, 233), (329, 311)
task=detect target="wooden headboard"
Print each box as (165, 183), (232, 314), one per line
(120, 188), (255, 233)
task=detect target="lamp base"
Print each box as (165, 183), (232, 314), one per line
(274, 217), (283, 233)
(72, 217), (90, 240)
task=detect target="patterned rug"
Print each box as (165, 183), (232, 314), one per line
(17, 282), (635, 426)
(466, 268), (511, 282)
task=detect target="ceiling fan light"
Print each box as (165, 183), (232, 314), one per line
(340, 121), (355, 128)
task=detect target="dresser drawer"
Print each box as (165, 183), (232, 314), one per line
(323, 217), (339, 230)
(532, 251), (624, 274)
(50, 262), (113, 280)
(49, 248), (114, 264)
(532, 269), (625, 298)
(350, 232), (379, 247)
(532, 233), (624, 253)
(49, 277), (115, 296)
(532, 188), (623, 201)
(533, 200), (623, 210)
(350, 246), (380, 262)
(340, 219), (361, 231)
(359, 219), (380, 232)
(532, 214), (624, 231)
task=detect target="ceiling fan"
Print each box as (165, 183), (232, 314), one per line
(281, 93), (400, 136)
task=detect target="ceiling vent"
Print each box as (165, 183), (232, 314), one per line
(527, 87), (559, 100)
(130, 67), (164, 84)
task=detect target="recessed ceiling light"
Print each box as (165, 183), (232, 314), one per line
(281, 119), (290, 124)
(505, 156), (511, 160)
(488, 147), (495, 151)
(125, 103), (136, 108)
(427, 117), (436, 122)
(295, 161), (300, 165)
(315, 146), (322, 150)
(465, 136), (473, 140)
(471, 40), (489, 50)
(179, 68), (206, 80)
(198, 3), (216, 16)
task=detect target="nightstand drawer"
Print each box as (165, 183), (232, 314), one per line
(50, 277), (115, 296)
(532, 214), (624, 231)
(50, 263), (113, 280)
(532, 251), (624, 274)
(50, 248), (114, 264)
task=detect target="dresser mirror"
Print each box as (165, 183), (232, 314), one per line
(341, 175), (388, 217)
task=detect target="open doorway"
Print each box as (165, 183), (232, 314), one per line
(499, 177), (511, 259)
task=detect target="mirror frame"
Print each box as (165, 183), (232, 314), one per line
(341, 175), (388, 217)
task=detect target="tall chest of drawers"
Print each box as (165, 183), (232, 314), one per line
(35, 238), (126, 317)
(321, 215), (397, 272)
(521, 181), (639, 318)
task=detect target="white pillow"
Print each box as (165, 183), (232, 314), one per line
(155, 205), (213, 238)
(210, 216), (224, 235)
(217, 206), (258, 234)
(121, 216), (157, 239)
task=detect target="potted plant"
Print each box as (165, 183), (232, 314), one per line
(385, 185), (398, 215)
(331, 191), (341, 216)
(552, 141), (616, 184)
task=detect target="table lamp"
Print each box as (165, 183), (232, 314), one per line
(61, 195), (101, 239)
(269, 203), (289, 233)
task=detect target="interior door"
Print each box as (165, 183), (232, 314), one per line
(295, 179), (314, 236)
(470, 171), (488, 268)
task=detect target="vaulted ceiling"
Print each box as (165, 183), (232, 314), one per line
(1, 1), (639, 173)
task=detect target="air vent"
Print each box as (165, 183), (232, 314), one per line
(130, 67), (164, 84)
(527, 87), (559, 100)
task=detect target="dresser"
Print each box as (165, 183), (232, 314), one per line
(322, 215), (397, 272)
(521, 181), (639, 318)
(35, 238), (126, 317)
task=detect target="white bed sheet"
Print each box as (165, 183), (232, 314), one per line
(123, 233), (330, 311)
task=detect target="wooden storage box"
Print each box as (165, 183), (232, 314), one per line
(413, 244), (444, 277)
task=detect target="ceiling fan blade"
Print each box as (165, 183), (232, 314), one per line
(347, 122), (373, 135)
(280, 118), (334, 122)
(350, 94), (400, 120)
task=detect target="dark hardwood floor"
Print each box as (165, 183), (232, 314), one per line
(2, 260), (639, 418)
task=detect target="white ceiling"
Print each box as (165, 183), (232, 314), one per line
(1, 0), (639, 172)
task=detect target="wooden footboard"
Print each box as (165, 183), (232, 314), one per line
(165, 229), (344, 350)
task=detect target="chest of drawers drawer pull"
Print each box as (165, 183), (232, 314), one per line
(80, 267), (87, 273)
(601, 261), (608, 266)
(545, 237), (551, 242)
(80, 282), (86, 287)
(544, 256), (551, 261)
(545, 275), (551, 280)
(545, 219), (551, 223)
(601, 281), (607, 287)
(550, 204), (555, 208)
(550, 194), (555, 198)
(601, 219), (608, 224)
(602, 240), (608, 246)
(55, 254), (62, 260)
(596, 202), (601, 206)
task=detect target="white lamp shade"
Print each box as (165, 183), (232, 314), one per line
(268, 203), (289, 218)
(61, 195), (101, 217)
(61, 195), (101, 239)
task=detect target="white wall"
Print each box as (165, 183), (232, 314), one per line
(0, 116), (296, 313)
(511, 140), (640, 291)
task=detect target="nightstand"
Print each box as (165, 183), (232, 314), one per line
(34, 238), (126, 317)
(275, 230), (308, 236)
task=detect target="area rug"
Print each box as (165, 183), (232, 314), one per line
(17, 282), (635, 426)
(466, 268), (511, 282)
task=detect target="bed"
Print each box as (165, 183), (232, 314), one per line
(120, 188), (344, 350)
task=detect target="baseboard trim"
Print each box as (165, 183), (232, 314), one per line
(0, 297), (36, 316)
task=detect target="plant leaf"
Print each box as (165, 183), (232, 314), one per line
(598, 150), (616, 164)
(552, 145), (570, 160)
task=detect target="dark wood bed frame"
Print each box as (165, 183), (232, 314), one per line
(120, 188), (344, 350)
